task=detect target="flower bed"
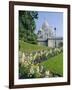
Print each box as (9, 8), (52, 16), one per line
(19, 47), (63, 79)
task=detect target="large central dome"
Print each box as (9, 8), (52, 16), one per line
(37, 20), (54, 40)
(42, 20), (49, 31)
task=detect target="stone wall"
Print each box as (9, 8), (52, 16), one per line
(37, 37), (63, 48)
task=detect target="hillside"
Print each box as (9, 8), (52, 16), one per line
(19, 40), (49, 52)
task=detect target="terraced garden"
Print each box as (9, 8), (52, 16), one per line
(19, 40), (63, 79)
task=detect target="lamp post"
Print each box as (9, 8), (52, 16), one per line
(54, 27), (56, 48)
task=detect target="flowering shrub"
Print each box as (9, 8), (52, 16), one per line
(19, 47), (63, 78)
(19, 62), (52, 79)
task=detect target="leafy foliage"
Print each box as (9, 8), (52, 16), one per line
(19, 11), (38, 44)
(58, 42), (63, 47)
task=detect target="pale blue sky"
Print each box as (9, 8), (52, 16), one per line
(35, 11), (63, 37)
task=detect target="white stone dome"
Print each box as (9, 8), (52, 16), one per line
(42, 20), (49, 31)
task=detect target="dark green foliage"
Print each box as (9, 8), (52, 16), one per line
(19, 64), (29, 79)
(19, 11), (38, 44)
(58, 42), (63, 47)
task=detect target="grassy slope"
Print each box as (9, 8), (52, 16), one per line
(41, 53), (63, 76)
(19, 40), (49, 52)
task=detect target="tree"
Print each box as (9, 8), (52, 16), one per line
(19, 11), (38, 44)
(58, 42), (63, 47)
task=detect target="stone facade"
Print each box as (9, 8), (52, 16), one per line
(37, 20), (63, 48)
(47, 37), (63, 48)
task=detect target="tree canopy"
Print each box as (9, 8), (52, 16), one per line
(19, 11), (38, 44)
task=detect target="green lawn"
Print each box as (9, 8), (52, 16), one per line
(41, 53), (63, 76)
(19, 40), (49, 52)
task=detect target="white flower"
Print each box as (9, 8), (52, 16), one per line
(40, 51), (44, 55)
(49, 49), (52, 54)
(45, 70), (50, 76)
(33, 52), (38, 60)
(29, 53), (33, 61)
(38, 52), (41, 57)
(21, 52), (26, 63)
(36, 65), (40, 73)
(40, 65), (43, 72)
(46, 52), (49, 57)
(30, 53), (32, 56)
(30, 66), (34, 74)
